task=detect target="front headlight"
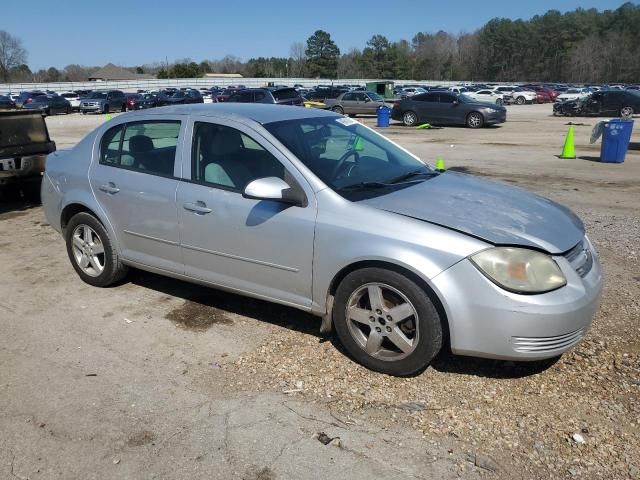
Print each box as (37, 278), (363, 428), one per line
(470, 247), (566, 294)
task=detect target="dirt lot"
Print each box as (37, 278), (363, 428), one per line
(1, 105), (638, 480)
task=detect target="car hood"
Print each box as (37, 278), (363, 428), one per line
(359, 172), (584, 254)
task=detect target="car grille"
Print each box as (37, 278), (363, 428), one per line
(564, 238), (593, 278)
(512, 329), (585, 353)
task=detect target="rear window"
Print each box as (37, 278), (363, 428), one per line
(0, 113), (49, 148)
(61, 93), (78, 98)
(272, 89), (300, 101)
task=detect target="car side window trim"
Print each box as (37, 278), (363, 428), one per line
(97, 119), (182, 180)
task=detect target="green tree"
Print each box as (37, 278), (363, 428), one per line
(305, 30), (340, 78)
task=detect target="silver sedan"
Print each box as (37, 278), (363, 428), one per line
(42, 104), (603, 376)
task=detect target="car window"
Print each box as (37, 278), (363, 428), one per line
(254, 91), (266, 102)
(438, 93), (457, 103)
(191, 122), (285, 191)
(272, 88), (299, 101)
(342, 93), (354, 101)
(99, 121), (180, 177)
(413, 93), (437, 102)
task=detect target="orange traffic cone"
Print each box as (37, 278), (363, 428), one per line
(560, 126), (576, 159)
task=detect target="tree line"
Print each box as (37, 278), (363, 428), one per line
(1, 3), (638, 84)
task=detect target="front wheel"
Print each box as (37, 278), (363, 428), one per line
(402, 110), (418, 126)
(496, 98), (503, 105)
(102, 105), (109, 114)
(332, 268), (443, 376)
(466, 111), (484, 128)
(515, 96), (525, 105)
(621, 106), (634, 118)
(65, 212), (128, 287)
(121, 103), (127, 112)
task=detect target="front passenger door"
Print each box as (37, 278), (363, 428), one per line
(176, 118), (316, 308)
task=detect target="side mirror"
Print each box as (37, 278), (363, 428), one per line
(243, 177), (306, 206)
(453, 100), (459, 105)
(364, 97), (371, 103)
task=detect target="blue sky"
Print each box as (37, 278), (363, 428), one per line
(4, 0), (626, 70)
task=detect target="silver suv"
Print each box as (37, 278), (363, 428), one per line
(41, 104), (603, 375)
(80, 90), (126, 114)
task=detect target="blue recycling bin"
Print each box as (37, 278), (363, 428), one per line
(600, 119), (633, 163)
(377, 105), (391, 128)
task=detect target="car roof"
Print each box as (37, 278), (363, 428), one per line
(120, 103), (338, 124)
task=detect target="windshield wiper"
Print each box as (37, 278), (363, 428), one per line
(386, 169), (440, 184)
(337, 181), (390, 191)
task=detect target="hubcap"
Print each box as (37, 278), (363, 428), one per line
(469, 114), (481, 127)
(71, 224), (105, 277)
(622, 107), (633, 118)
(404, 112), (416, 126)
(345, 283), (419, 361)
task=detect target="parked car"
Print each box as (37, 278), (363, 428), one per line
(215, 89), (237, 103)
(80, 90), (127, 114)
(158, 89), (204, 106)
(553, 90), (640, 118)
(132, 93), (161, 110)
(227, 87), (304, 106)
(15, 90), (46, 108)
(522, 85), (558, 103)
(0, 95), (16, 110)
(392, 92), (506, 128)
(306, 87), (349, 101)
(322, 91), (392, 116)
(399, 87), (427, 97)
(41, 103), (603, 376)
(463, 89), (505, 105)
(60, 92), (81, 111)
(124, 93), (141, 111)
(501, 87), (537, 105)
(555, 88), (592, 102)
(201, 91), (215, 104)
(23, 95), (72, 116)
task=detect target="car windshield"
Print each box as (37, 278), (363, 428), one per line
(141, 94), (156, 100)
(89, 92), (107, 99)
(264, 116), (436, 199)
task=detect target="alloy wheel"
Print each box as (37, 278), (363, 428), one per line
(403, 111), (418, 126)
(467, 113), (483, 128)
(71, 224), (105, 277)
(621, 106), (633, 118)
(345, 283), (419, 361)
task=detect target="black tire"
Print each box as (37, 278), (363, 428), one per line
(65, 212), (128, 287)
(81, 111), (87, 115)
(66, 107), (71, 114)
(332, 267), (443, 376)
(332, 106), (344, 115)
(103, 105), (109, 114)
(121, 103), (127, 112)
(402, 110), (418, 126)
(466, 111), (484, 128)
(515, 96), (525, 105)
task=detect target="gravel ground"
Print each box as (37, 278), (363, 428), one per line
(2, 105), (639, 479)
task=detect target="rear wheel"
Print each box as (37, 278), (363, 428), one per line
(515, 96), (526, 105)
(331, 105), (344, 115)
(121, 103), (127, 112)
(65, 213), (128, 287)
(102, 105), (109, 114)
(402, 110), (418, 126)
(621, 106), (634, 118)
(466, 111), (484, 128)
(332, 268), (443, 376)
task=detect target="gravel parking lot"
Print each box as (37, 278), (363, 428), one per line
(1, 105), (639, 479)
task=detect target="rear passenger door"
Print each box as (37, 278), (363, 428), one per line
(411, 93), (440, 123)
(89, 118), (185, 273)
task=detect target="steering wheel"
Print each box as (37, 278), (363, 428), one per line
(330, 149), (360, 180)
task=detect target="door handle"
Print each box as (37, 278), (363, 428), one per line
(99, 182), (120, 194)
(183, 201), (212, 215)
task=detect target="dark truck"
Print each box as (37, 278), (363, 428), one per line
(0, 110), (56, 199)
